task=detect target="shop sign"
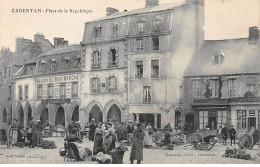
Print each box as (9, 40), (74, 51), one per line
(36, 74), (80, 84)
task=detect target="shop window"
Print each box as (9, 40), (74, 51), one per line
(90, 78), (100, 93)
(151, 60), (159, 78)
(47, 84), (54, 98)
(60, 84), (66, 98)
(192, 79), (201, 98)
(152, 36), (159, 51)
(18, 85), (22, 100)
(217, 111), (227, 128)
(199, 111), (208, 130)
(106, 76), (117, 92)
(136, 38), (144, 52)
(37, 85), (42, 99)
(25, 85), (28, 100)
(228, 78), (237, 97)
(108, 49), (118, 67)
(91, 51), (101, 69)
(237, 110), (247, 130)
(94, 26), (102, 38)
(135, 61), (143, 78)
(72, 82), (78, 97)
(143, 86), (151, 103)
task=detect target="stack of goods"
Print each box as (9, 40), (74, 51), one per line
(222, 147), (253, 160)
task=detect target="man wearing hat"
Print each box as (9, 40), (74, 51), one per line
(28, 117), (36, 148)
(89, 119), (96, 141)
(229, 125), (236, 146)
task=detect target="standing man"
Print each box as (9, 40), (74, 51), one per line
(221, 124), (228, 145)
(68, 121), (75, 134)
(28, 117), (36, 148)
(164, 123), (172, 132)
(89, 119), (96, 141)
(229, 125), (236, 146)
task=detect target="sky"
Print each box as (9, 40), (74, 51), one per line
(0, 0), (259, 51)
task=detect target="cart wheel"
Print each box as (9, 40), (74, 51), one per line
(60, 131), (65, 137)
(239, 133), (254, 149)
(7, 125), (12, 148)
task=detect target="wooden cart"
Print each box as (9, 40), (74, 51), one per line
(238, 127), (260, 149)
(186, 129), (218, 150)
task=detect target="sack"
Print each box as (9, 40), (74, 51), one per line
(42, 140), (57, 149)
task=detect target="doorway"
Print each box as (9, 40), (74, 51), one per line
(208, 111), (217, 130)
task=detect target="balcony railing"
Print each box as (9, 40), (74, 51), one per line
(143, 97), (151, 104)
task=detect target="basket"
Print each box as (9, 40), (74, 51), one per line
(59, 147), (66, 156)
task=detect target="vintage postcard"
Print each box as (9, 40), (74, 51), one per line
(0, 0), (260, 164)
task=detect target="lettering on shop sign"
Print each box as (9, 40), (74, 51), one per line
(36, 74), (80, 84)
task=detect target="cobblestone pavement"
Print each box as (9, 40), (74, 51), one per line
(0, 137), (260, 164)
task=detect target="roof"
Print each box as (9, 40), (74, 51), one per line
(184, 38), (260, 77)
(41, 44), (81, 56)
(87, 1), (187, 23)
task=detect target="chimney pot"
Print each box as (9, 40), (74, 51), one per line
(249, 26), (259, 44)
(106, 7), (119, 16)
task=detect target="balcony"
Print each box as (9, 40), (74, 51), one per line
(143, 97), (151, 104)
(135, 74), (143, 79)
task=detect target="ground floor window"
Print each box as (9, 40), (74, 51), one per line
(237, 110), (259, 130)
(199, 110), (227, 130)
(134, 113), (161, 129)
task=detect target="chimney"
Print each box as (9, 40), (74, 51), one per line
(249, 26), (259, 44)
(145, 0), (159, 7)
(34, 33), (45, 42)
(106, 7), (119, 16)
(64, 40), (69, 46)
(124, 9), (128, 12)
(53, 37), (64, 48)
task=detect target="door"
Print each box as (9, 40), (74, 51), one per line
(208, 111), (217, 130)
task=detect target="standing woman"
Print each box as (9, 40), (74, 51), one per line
(10, 119), (19, 145)
(144, 122), (153, 148)
(130, 122), (145, 164)
(93, 122), (105, 155)
(35, 120), (43, 147)
(103, 122), (116, 153)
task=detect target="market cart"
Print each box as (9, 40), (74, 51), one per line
(186, 129), (218, 150)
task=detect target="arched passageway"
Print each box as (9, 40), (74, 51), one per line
(107, 104), (121, 122)
(55, 106), (65, 126)
(89, 105), (103, 123)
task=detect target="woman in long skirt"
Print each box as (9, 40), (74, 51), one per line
(35, 120), (43, 147)
(144, 123), (153, 148)
(103, 122), (116, 153)
(10, 119), (19, 145)
(130, 122), (145, 164)
(93, 122), (104, 155)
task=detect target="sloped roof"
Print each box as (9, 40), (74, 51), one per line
(184, 38), (260, 77)
(87, 1), (187, 23)
(41, 45), (81, 56)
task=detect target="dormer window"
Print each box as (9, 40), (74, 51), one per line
(152, 17), (162, 33)
(137, 19), (147, 34)
(94, 26), (102, 38)
(62, 56), (70, 69)
(49, 59), (57, 72)
(38, 60), (46, 72)
(74, 55), (81, 69)
(212, 50), (225, 64)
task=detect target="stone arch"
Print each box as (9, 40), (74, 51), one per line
(103, 99), (122, 117)
(175, 107), (183, 128)
(16, 103), (24, 128)
(54, 106), (65, 126)
(86, 100), (104, 123)
(68, 100), (80, 122)
(36, 103), (49, 124)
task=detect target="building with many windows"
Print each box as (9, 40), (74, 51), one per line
(14, 39), (82, 128)
(183, 26), (260, 137)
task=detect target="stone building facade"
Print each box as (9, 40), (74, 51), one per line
(183, 27), (260, 137)
(14, 42), (82, 128)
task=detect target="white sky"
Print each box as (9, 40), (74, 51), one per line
(0, 0), (259, 50)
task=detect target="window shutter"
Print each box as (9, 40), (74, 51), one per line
(98, 50), (102, 67)
(115, 77), (118, 91)
(90, 78), (92, 93)
(91, 52), (94, 69)
(116, 48), (119, 66)
(106, 77), (109, 92)
(107, 50), (111, 67)
(98, 78), (101, 92)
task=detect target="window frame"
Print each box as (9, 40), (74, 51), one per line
(137, 21), (146, 34)
(24, 85), (29, 100)
(135, 61), (143, 78)
(18, 85), (23, 100)
(94, 26), (102, 38)
(47, 84), (54, 99)
(72, 82), (78, 98)
(37, 85), (43, 99)
(143, 86), (151, 104)
(152, 36), (160, 51)
(151, 59), (159, 78)
(136, 38), (144, 52)
(60, 83), (66, 98)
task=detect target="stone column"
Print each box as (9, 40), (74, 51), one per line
(154, 114), (158, 128)
(136, 114), (139, 122)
